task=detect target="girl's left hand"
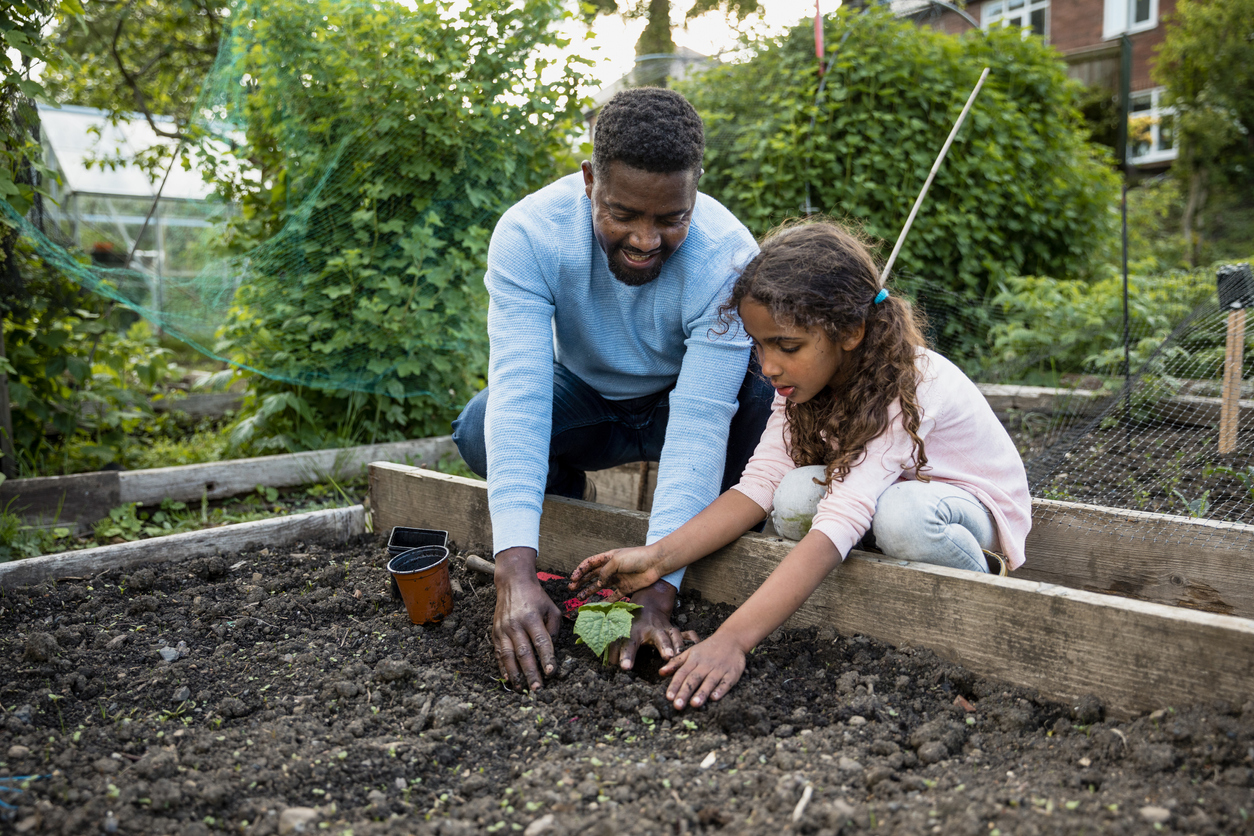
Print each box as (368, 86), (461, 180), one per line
(658, 633), (746, 710)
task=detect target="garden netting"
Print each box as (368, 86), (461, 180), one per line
(15, 1), (1254, 541)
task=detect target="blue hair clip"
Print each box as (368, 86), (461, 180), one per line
(874, 288), (889, 304)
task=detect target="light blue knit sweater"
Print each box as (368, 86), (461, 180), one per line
(484, 172), (758, 588)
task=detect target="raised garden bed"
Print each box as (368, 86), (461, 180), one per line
(1, 536), (1252, 835)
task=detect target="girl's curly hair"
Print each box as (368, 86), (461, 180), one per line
(718, 219), (930, 486)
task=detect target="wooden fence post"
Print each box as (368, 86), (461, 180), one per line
(1217, 264), (1253, 455)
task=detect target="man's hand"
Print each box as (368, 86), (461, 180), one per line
(605, 580), (698, 671)
(569, 545), (665, 601)
(492, 547), (561, 691)
(657, 631), (747, 710)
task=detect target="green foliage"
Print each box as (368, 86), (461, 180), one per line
(2, 243), (185, 474)
(1154, 0), (1254, 175)
(681, 10), (1119, 300)
(987, 258), (1252, 383)
(204, 0), (591, 452)
(0, 502), (71, 562)
(43, 0), (227, 131)
(573, 600), (642, 664)
(0, 0), (78, 217)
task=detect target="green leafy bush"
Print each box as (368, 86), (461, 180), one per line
(1, 243), (183, 474)
(988, 259), (1253, 384)
(206, 0), (591, 452)
(680, 9), (1119, 301)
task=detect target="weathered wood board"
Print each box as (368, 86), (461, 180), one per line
(0, 437), (457, 531)
(0, 505), (366, 589)
(1018, 499), (1254, 618)
(369, 463), (1254, 719)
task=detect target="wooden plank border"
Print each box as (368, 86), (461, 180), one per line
(0, 505), (366, 589)
(369, 463), (1254, 719)
(0, 436), (457, 529)
(1019, 499), (1254, 618)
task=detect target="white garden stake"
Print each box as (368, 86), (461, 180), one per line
(879, 67), (991, 286)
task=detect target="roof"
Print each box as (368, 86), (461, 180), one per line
(38, 103), (216, 201)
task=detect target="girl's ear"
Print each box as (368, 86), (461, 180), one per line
(840, 321), (866, 352)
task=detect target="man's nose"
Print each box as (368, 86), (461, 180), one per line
(627, 221), (661, 252)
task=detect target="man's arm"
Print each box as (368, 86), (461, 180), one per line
(482, 210), (563, 690)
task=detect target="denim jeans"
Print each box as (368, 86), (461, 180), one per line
(771, 466), (996, 573)
(452, 359), (775, 500)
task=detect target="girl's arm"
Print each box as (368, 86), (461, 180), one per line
(659, 528), (842, 710)
(569, 489), (768, 598)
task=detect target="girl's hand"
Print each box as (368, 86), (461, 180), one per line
(658, 633), (746, 710)
(569, 545), (664, 600)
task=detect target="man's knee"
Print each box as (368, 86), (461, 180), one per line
(451, 388), (489, 478)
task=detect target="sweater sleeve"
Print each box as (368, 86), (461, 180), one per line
(483, 210), (558, 556)
(648, 283), (752, 590)
(730, 393), (794, 512)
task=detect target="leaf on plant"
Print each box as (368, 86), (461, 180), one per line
(572, 601), (641, 664)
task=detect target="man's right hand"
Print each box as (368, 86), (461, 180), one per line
(492, 547), (561, 691)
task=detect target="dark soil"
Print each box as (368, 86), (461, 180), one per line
(1, 537), (1251, 836)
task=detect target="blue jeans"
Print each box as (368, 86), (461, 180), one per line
(771, 467), (997, 573)
(453, 360), (775, 500)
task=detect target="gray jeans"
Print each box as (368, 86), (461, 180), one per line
(771, 466), (996, 573)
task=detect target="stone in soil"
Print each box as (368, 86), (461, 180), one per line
(0, 537), (1251, 835)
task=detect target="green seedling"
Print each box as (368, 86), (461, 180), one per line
(573, 600), (641, 664)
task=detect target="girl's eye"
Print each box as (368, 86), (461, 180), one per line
(779, 344), (801, 354)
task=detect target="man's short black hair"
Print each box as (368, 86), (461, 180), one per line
(592, 87), (705, 177)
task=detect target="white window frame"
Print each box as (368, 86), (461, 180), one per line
(1129, 87), (1177, 165)
(1103, 0), (1158, 40)
(982, 0), (1049, 38)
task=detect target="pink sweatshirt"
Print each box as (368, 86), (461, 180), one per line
(731, 349), (1031, 569)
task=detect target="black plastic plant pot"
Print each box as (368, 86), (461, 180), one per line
(387, 527), (449, 601)
(387, 527), (448, 557)
(388, 546), (454, 625)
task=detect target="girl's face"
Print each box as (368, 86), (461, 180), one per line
(740, 298), (865, 404)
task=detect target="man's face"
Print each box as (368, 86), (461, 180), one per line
(582, 160), (699, 287)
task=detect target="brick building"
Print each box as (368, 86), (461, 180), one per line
(894, 0), (1178, 168)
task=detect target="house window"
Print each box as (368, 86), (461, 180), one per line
(983, 0), (1048, 38)
(1103, 0), (1157, 39)
(1129, 88), (1177, 165)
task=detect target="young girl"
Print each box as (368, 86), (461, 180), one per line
(569, 219), (1031, 711)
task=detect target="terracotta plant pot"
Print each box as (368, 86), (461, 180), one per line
(388, 546), (454, 625)
(386, 528), (448, 600)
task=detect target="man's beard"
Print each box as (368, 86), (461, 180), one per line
(607, 248), (664, 287)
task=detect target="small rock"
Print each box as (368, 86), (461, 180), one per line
(917, 741), (948, 764)
(367, 789), (387, 806)
(1070, 694), (1104, 725)
(1139, 806), (1171, 824)
(639, 704), (661, 721)
(864, 765), (895, 787)
(847, 716), (867, 727)
(107, 635), (128, 650)
(837, 756), (863, 772)
(774, 724), (795, 738)
(12, 705), (32, 724)
(14, 816), (39, 834)
(817, 626), (838, 643)
(158, 647), (180, 663)
(93, 757), (119, 775)
(524, 814), (556, 836)
(173, 686), (191, 702)
(394, 777), (407, 791)
(374, 659), (415, 682)
(278, 806), (321, 834)
(7, 744), (31, 759)
(432, 695), (472, 729)
(103, 812), (119, 833)
(176, 640), (190, 658)
(23, 632), (59, 663)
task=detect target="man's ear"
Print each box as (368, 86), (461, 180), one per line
(581, 161), (595, 199)
(841, 321), (867, 352)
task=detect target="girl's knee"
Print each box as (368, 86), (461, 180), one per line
(772, 466), (827, 541)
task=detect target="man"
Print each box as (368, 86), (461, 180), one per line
(453, 87), (772, 691)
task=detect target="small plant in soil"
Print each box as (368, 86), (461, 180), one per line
(572, 600), (641, 664)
